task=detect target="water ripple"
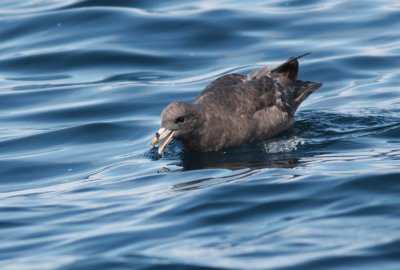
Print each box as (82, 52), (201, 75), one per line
(1, 0), (400, 270)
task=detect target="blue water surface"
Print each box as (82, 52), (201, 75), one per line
(1, 0), (400, 269)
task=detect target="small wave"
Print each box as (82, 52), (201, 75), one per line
(1, 1), (400, 270)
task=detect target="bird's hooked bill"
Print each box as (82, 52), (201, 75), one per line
(151, 127), (175, 155)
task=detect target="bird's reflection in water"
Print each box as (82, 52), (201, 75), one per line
(167, 141), (304, 192)
(178, 133), (305, 169)
(180, 146), (301, 171)
(147, 136), (306, 171)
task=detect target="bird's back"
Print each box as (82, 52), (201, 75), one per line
(195, 74), (278, 117)
(195, 54), (322, 118)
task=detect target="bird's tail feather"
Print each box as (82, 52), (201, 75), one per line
(293, 80), (323, 111)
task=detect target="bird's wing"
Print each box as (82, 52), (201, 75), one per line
(195, 74), (246, 99)
(248, 77), (298, 138)
(195, 74), (286, 116)
(270, 52), (311, 82)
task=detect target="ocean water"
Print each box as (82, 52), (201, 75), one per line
(1, 0), (400, 269)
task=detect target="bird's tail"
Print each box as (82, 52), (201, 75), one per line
(272, 52), (322, 111)
(293, 80), (323, 111)
(250, 53), (323, 111)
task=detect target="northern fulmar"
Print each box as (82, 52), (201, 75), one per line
(151, 53), (322, 155)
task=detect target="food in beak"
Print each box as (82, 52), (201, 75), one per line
(151, 128), (175, 155)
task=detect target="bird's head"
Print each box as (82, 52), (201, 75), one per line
(151, 102), (203, 155)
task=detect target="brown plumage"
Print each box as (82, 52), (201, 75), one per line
(151, 53), (323, 154)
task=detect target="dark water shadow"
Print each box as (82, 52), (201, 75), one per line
(179, 143), (302, 171)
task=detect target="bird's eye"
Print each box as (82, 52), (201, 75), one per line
(175, 116), (185, 123)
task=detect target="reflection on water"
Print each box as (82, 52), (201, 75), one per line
(181, 151), (301, 171)
(147, 137), (303, 171)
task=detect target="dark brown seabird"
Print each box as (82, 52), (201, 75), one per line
(151, 53), (323, 155)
